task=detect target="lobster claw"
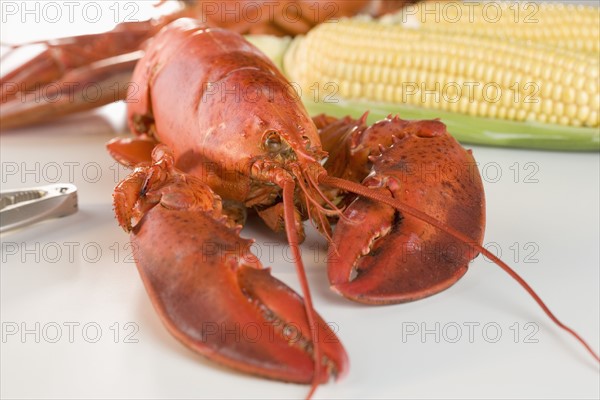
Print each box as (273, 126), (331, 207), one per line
(115, 145), (348, 383)
(328, 117), (486, 304)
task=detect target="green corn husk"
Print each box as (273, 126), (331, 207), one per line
(303, 98), (600, 151)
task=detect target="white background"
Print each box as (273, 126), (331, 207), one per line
(1, 1), (599, 399)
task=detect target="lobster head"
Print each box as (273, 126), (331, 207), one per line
(125, 19), (332, 235)
(127, 18), (325, 165)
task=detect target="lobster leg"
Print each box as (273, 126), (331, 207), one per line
(114, 145), (348, 384)
(0, 6), (195, 129)
(1, 30), (145, 103)
(256, 202), (306, 242)
(0, 8), (192, 102)
(1, 52), (141, 130)
(107, 135), (159, 168)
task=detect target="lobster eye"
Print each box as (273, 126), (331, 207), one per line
(264, 131), (282, 153)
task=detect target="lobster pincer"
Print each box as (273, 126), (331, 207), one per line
(113, 144), (348, 384)
(322, 116), (485, 304)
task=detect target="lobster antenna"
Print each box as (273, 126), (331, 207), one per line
(282, 180), (322, 398)
(320, 175), (600, 363)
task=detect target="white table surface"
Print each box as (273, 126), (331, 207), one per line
(1, 2), (599, 399)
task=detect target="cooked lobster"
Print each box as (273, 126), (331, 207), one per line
(105, 19), (598, 396)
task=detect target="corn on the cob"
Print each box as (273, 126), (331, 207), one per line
(284, 16), (600, 129)
(395, 1), (600, 55)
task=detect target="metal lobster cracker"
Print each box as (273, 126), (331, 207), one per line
(105, 19), (598, 397)
(0, 184), (78, 233)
